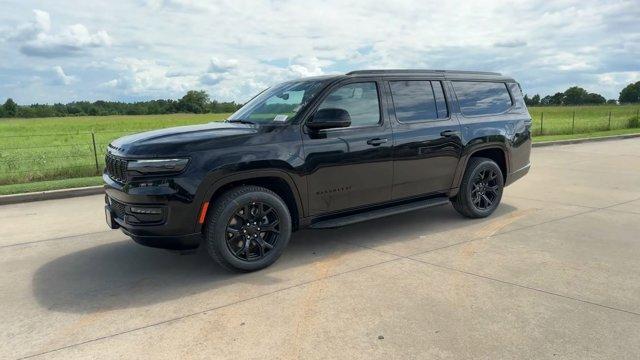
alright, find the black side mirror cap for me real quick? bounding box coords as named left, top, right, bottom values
left=307, top=108, right=351, bottom=130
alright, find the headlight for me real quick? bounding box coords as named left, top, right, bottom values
left=127, top=158, right=189, bottom=174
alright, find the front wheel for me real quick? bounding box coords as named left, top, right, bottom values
left=451, top=157, right=504, bottom=218
left=204, top=185, right=292, bottom=272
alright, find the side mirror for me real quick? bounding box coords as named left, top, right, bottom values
left=307, top=108, right=351, bottom=130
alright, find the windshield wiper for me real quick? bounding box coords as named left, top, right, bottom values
left=226, top=119, right=256, bottom=125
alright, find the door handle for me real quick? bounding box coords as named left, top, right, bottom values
left=366, top=138, right=388, bottom=146
left=440, top=130, right=460, bottom=137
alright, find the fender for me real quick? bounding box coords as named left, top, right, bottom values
left=449, top=141, right=510, bottom=197
left=192, top=168, right=306, bottom=233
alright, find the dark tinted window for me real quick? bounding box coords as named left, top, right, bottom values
left=390, top=81, right=448, bottom=122
left=453, top=81, right=512, bottom=116
left=432, top=81, right=448, bottom=118
left=317, top=82, right=380, bottom=126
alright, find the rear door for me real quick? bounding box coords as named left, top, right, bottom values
left=384, top=78, right=463, bottom=199
left=301, top=79, right=394, bottom=216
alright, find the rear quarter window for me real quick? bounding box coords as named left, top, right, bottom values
left=452, top=81, right=512, bottom=116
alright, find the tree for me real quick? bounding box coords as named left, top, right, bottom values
left=548, top=92, right=565, bottom=105
left=584, top=92, right=605, bottom=105
left=2, top=98, right=18, bottom=117
left=524, top=94, right=531, bottom=106
left=178, top=90, right=210, bottom=113
left=619, top=81, right=640, bottom=104
left=531, top=94, right=540, bottom=106
left=563, top=86, right=589, bottom=105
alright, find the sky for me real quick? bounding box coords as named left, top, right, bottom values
left=0, top=0, right=639, bottom=105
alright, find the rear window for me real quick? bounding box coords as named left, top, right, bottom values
left=389, top=80, right=448, bottom=122
left=452, top=81, right=512, bottom=116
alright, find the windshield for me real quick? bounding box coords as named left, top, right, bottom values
left=228, top=80, right=328, bottom=124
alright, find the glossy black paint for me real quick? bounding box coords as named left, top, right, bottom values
left=104, top=70, right=532, bottom=250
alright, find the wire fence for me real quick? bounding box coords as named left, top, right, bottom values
left=529, top=107, right=640, bottom=136
left=0, top=129, right=155, bottom=186
left=1, top=107, right=639, bottom=186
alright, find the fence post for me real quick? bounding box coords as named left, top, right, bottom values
left=572, top=110, right=575, bottom=134
left=540, top=112, right=544, bottom=135
left=608, top=111, right=612, bottom=130
left=91, top=132, right=99, bottom=175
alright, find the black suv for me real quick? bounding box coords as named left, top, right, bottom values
left=104, top=69, right=531, bottom=271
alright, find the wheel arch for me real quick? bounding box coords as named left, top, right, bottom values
left=197, top=170, right=304, bottom=233
left=449, top=144, right=510, bottom=197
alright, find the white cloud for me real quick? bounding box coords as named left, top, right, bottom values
left=288, top=57, right=325, bottom=77
left=206, top=57, right=239, bottom=74
left=598, top=71, right=640, bottom=86
left=51, top=66, right=76, bottom=85
left=1, top=0, right=639, bottom=103
left=3, top=9, right=111, bottom=58
left=103, top=57, right=196, bottom=96
left=21, top=23, right=111, bottom=57
left=145, top=0, right=210, bottom=12
left=494, top=40, right=527, bottom=48
left=2, top=9, right=50, bottom=41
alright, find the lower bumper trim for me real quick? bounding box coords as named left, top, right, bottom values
left=506, top=163, right=531, bottom=186
left=120, top=228, right=202, bottom=250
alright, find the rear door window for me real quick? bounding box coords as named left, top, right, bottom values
left=389, top=80, right=448, bottom=123
left=452, top=81, right=512, bottom=116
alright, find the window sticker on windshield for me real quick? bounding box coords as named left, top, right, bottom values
left=273, top=114, right=288, bottom=122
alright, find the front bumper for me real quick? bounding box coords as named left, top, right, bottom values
left=103, top=173, right=204, bottom=250
left=105, top=199, right=203, bottom=250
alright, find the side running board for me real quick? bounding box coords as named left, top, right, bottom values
left=310, top=197, right=450, bottom=229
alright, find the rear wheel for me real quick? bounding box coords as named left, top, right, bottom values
left=451, top=157, right=504, bottom=218
left=204, top=185, right=291, bottom=272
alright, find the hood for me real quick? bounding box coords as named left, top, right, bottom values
left=108, top=122, right=257, bottom=157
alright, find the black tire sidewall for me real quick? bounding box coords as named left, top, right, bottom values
left=464, top=159, right=504, bottom=217
left=209, top=189, right=291, bottom=271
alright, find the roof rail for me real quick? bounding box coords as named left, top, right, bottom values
left=345, top=69, right=502, bottom=76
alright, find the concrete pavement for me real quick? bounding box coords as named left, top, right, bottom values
left=1, top=138, right=640, bottom=359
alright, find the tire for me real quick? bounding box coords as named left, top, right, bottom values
left=451, top=157, right=504, bottom=218
left=204, top=185, right=292, bottom=272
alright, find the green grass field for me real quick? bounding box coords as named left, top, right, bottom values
left=0, top=113, right=229, bottom=186
left=529, top=105, right=640, bottom=135
left=0, top=105, right=639, bottom=195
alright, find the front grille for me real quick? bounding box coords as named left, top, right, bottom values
left=109, top=198, right=126, bottom=220
left=105, top=153, right=128, bottom=183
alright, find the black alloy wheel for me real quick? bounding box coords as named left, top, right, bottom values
left=205, top=185, right=291, bottom=272
left=451, top=157, right=504, bottom=218
left=470, top=168, right=500, bottom=211
left=225, top=202, right=280, bottom=261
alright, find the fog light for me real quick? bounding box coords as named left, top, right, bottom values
left=129, top=206, right=162, bottom=215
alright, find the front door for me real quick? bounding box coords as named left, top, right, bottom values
left=302, top=80, right=394, bottom=216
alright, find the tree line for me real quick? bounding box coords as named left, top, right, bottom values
left=2, top=81, right=640, bottom=118
left=0, top=90, right=242, bottom=118
left=525, top=81, right=640, bottom=106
